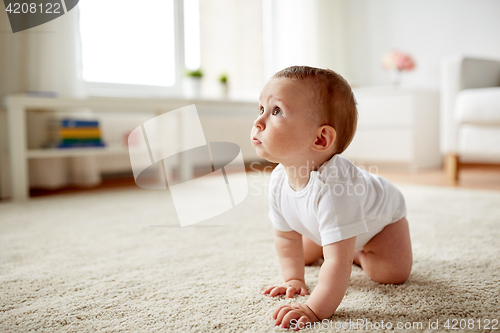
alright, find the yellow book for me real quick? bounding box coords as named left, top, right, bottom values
left=59, top=128, right=101, bottom=139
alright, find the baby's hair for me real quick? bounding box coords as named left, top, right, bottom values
left=272, top=66, right=358, bottom=155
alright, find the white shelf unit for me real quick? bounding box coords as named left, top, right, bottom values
left=4, top=95, right=258, bottom=201
left=26, top=146, right=128, bottom=159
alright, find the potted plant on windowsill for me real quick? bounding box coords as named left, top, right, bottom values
left=184, top=69, right=203, bottom=99
left=219, top=73, right=229, bottom=99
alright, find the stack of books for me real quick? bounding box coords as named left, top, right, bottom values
left=47, top=118, right=105, bottom=148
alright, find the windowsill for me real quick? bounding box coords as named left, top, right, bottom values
left=82, top=82, right=258, bottom=103
left=5, top=94, right=257, bottom=110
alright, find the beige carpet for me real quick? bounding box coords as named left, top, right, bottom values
left=1, top=172, right=499, bottom=332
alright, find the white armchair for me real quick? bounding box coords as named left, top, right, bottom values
left=440, top=55, right=500, bottom=181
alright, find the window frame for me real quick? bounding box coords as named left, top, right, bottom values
left=81, top=0, right=186, bottom=98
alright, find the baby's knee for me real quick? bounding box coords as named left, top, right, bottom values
left=387, top=270, right=411, bottom=285
left=371, top=263, right=412, bottom=285
left=302, top=236, right=323, bottom=266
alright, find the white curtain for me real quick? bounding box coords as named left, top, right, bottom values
left=262, top=0, right=346, bottom=79
left=27, top=6, right=101, bottom=189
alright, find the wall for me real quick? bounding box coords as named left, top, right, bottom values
left=3, top=1, right=500, bottom=100
left=263, top=0, right=347, bottom=80
left=343, top=0, right=500, bottom=88
left=0, top=9, right=29, bottom=197
left=199, top=0, right=263, bottom=100
left=0, top=9, right=28, bottom=101
left=265, top=0, right=500, bottom=89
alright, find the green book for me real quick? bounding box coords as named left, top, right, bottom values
left=60, top=138, right=102, bottom=145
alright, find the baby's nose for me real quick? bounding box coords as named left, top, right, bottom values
left=253, top=117, right=265, bottom=130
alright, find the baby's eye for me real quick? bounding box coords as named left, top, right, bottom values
left=258, top=106, right=264, bottom=115
left=272, top=107, right=283, bottom=116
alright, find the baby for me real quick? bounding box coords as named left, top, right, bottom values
left=250, top=66, right=412, bottom=330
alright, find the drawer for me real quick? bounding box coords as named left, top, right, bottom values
left=343, top=129, right=414, bottom=162
left=355, top=95, right=413, bottom=128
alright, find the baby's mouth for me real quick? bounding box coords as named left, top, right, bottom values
left=252, top=137, right=262, bottom=144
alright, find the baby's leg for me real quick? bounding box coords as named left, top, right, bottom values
left=303, top=236, right=323, bottom=265
left=353, top=218, right=412, bottom=284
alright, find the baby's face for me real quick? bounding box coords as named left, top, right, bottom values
left=251, top=78, right=319, bottom=165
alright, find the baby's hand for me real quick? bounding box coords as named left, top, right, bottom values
left=261, top=279, right=308, bottom=298
left=272, top=303, right=319, bottom=330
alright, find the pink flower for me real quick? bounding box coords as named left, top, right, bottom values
left=382, top=51, right=416, bottom=71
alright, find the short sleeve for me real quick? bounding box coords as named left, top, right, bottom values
left=315, top=182, right=368, bottom=246
left=268, top=165, right=293, bottom=232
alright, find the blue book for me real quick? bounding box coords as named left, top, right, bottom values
left=60, top=119, right=99, bottom=128
left=57, top=142, right=106, bottom=148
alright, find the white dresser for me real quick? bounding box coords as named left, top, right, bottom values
left=343, top=87, right=441, bottom=170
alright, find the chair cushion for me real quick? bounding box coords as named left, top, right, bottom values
left=456, top=87, right=500, bottom=125
left=458, top=124, right=500, bottom=161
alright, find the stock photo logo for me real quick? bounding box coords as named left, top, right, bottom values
left=128, top=105, right=248, bottom=227
left=3, top=0, right=79, bottom=33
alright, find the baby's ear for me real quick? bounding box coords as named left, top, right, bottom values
left=312, top=125, right=336, bottom=152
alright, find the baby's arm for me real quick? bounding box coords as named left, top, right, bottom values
left=273, top=237, right=356, bottom=329
left=262, top=229, right=308, bottom=298
left=305, top=237, right=355, bottom=318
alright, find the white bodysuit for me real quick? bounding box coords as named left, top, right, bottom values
left=268, top=154, right=407, bottom=250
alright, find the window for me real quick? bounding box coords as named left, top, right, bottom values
left=79, top=0, right=200, bottom=97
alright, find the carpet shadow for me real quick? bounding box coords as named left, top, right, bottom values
left=342, top=259, right=499, bottom=323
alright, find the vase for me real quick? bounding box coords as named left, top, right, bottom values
left=220, top=83, right=229, bottom=99
left=183, top=77, right=202, bottom=99
left=391, top=70, right=403, bottom=87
